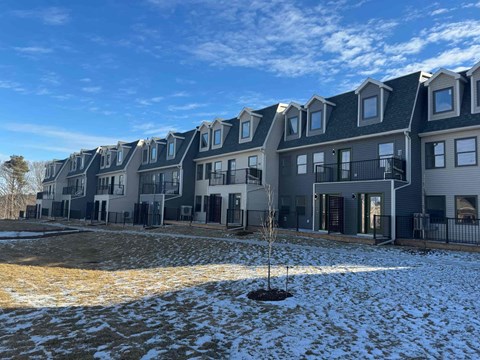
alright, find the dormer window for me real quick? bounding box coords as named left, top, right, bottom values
left=362, top=96, right=378, bottom=119
left=142, top=148, right=148, bottom=163
left=100, top=155, right=105, bottom=167
left=241, top=121, right=251, bottom=139
left=151, top=146, right=157, bottom=161
left=287, top=116, right=299, bottom=136
left=201, top=133, right=209, bottom=149
left=309, top=111, right=322, bottom=131
left=106, top=153, right=111, bottom=167
left=213, top=129, right=221, bottom=146
left=117, top=150, right=123, bottom=164
left=433, top=87, right=454, bottom=114
left=168, top=142, right=175, bottom=157
left=476, top=80, right=480, bottom=107
left=80, top=156, right=85, bottom=169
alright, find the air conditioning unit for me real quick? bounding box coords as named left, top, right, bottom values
left=181, top=206, right=192, bottom=217
left=114, top=187, right=123, bottom=195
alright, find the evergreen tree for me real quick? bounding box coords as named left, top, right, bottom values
left=1, top=155, right=30, bottom=218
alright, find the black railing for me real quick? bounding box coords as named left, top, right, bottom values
left=140, top=181, right=180, bottom=195
left=396, top=216, right=480, bottom=245
left=226, top=209, right=244, bottom=228
left=209, top=168, right=262, bottom=186
left=96, top=184, right=125, bottom=195
left=316, top=157, right=406, bottom=183
left=37, top=191, right=54, bottom=200
left=373, top=215, right=392, bottom=243
left=62, top=186, right=84, bottom=197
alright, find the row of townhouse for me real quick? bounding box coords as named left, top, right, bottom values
left=36, top=60, right=480, bottom=240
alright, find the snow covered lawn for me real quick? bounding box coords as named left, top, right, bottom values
left=0, top=225, right=480, bottom=359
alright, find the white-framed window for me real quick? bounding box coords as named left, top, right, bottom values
left=151, top=146, right=157, bottom=161
left=248, top=155, right=258, bottom=168
left=214, top=161, right=222, bottom=172
left=455, top=195, right=477, bottom=224
left=201, top=132, right=209, bottom=149
left=287, top=116, right=299, bottom=136
left=106, top=153, right=111, bottom=167
left=310, top=111, right=322, bottom=131
left=433, top=87, right=454, bottom=114
left=168, top=142, right=175, bottom=157
left=313, top=152, right=324, bottom=172
left=213, top=129, right=221, bottom=146
left=241, top=121, right=251, bottom=139
left=80, top=156, right=85, bottom=169
left=297, top=154, right=307, bottom=174
left=363, top=96, right=378, bottom=119
left=142, top=148, right=148, bottom=163
left=117, top=150, right=123, bottom=164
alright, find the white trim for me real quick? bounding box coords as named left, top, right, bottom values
left=471, top=77, right=475, bottom=115
left=305, top=94, right=336, bottom=108
left=418, top=124, right=480, bottom=137
left=391, top=180, right=396, bottom=240
left=211, top=118, right=233, bottom=127
left=262, top=105, right=285, bottom=148
left=237, top=107, right=263, bottom=119
left=166, top=131, right=185, bottom=140
left=314, top=179, right=404, bottom=185
left=355, top=78, right=393, bottom=94
left=194, top=147, right=262, bottom=162
left=407, top=77, right=423, bottom=131
left=380, top=88, right=385, bottom=123
left=467, top=60, right=480, bottom=77
left=282, top=102, right=302, bottom=115
left=424, top=68, right=467, bottom=86
left=277, top=129, right=407, bottom=153
left=311, top=183, right=316, bottom=231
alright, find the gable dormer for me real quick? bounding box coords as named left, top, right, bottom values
left=141, top=138, right=165, bottom=164
left=166, top=132, right=185, bottom=160
left=283, top=102, right=304, bottom=141
left=304, top=95, right=336, bottom=136
left=355, top=78, right=392, bottom=126
left=424, top=68, right=466, bottom=121
left=198, top=121, right=211, bottom=152
left=237, top=107, right=262, bottom=143
left=466, top=61, right=480, bottom=115
left=210, top=118, right=232, bottom=149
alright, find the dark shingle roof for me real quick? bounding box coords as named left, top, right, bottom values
left=97, top=140, right=140, bottom=175
left=42, top=159, right=67, bottom=183
left=421, top=71, right=480, bottom=133
left=138, top=129, right=197, bottom=171
left=278, top=72, right=423, bottom=150
left=66, top=148, right=98, bottom=177
left=194, top=104, right=280, bottom=159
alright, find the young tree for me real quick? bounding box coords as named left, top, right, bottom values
left=260, top=183, right=277, bottom=290
left=0, top=155, right=30, bottom=219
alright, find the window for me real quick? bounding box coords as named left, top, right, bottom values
left=106, top=153, right=111, bottom=167
left=310, top=111, right=322, bottom=131
left=379, top=142, right=394, bottom=169
left=425, top=196, right=446, bottom=223
left=195, top=196, right=202, bottom=212
left=80, top=156, right=84, bottom=169
left=363, top=96, right=378, bottom=119
left=196, top=164, right=204, bottom=180
left=297, top=155, right=307, bottom=174
left=241, top=121, right=251, bottom=139
left=455, top=196, right=477, bottom=224
left=72, top=158, right=77, bottom=171
left=117, top=150, right=123, bottom=164
left=248, top=156, right=258, bottom=168
left=214, top=161, right=222, bottom=172
left=313, top=152, right=324, bottom=172
left=142, top=148, right=148, bottom=163
left=433, top=87, right=454, bottom=114
left=168, top=142, right=175, bottom=157
left=425, top=142, right=445, bottom=169
left=296, top=196, right=306, bottom=215
left=201, top=132, right=209, bottom=149
left=477, top=80, right=480, bottom=107
left=213, top=129, right=221, bottom=146
left=205, top=163, right=212, bottom=180
left=287, top=116, right=298, bottom=136
left=151, top=146, right=157, bottom=161
left=455, top=137, right=477, bottom=166
left=280, top=196, right=290, bottom=214
left=119, top=175, right=124, bottom=186
left=203, top=195, right=209, bottom=212
left=172, top=170, right=179, bottom=185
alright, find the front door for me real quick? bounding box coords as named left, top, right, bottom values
left=209, top=194, right=222, bottom=223
left=338, top=149, right=351, bottom=181
left=359, top=194, right=382, bottom=234
left=110, top=176, right=115, bottom=194
left=227, top=159, right=236, bottom=185
left=228, top=193, right=242, bottom=224
left=100, top=201, right=107, bottom=221
left=318, top=194, right=329, bottom=231
left=94, top=201, right=100, bottom=220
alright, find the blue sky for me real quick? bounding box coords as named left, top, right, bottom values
left=0, top=0, right=479, bottom=161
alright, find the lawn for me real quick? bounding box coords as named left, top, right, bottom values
left=0, top=220, right=479, bottom=359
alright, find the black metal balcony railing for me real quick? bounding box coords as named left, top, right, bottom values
left=141, top=181, right=180, bottom=195
left=36, top=192, right=43, bottom=200
left=62, top=186, right=84, bottom=197
left=315, top=157, right=406, bottom=183
left=38, top=191, right=55, bottom=200
left=209, top=168, right=262, bottom=186
left=96, top=184, right=125, bottom=195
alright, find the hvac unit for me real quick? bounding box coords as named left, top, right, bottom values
left=180, top=205, right=193, bottom=219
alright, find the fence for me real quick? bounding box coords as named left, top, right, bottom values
left=226, top=209, right=244, bottom=228
left=373, top=215, right=392, bottom=243
left=396, top=215, right=480, bottom=245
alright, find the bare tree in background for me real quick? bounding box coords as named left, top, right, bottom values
left=27, top=161, right=47, bottom=194
left=260, top=183, right=277, bottom=290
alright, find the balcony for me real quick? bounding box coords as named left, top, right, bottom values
left=37, top=191, right=54, bottom=200
left=315, top=157, right=406, bottom=183
left=209, top=168, right=262, bottom=186
left=62, top=186, right=84, bottom=197
left=96, top=184, right=125, bottom=195
left=141, top=181, right=180, bottom=195
left=36, top=192, right=43, bottom=200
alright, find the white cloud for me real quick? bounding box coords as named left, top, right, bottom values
left=12, top=7, right=70, bottom=25
left=167, top=103, right=207, bottom=111
left=14, top=46, right=53, bottom=54
left=82, top=86, right=102, bottom=93
left=80, top=78, right=91, bottom=83
left=0, top=80, right=26, bottom=93
left=431, top=8, right=450, bottom=15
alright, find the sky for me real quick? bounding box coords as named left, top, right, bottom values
left=0, top=0, right=479, bottom=162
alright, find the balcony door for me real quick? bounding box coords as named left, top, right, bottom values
left=227, top=159, right=236, bottom=185
left=228, top=193, right=242, bottom=224
left=359, top=193, right=382, bottom=234
left=338, top=149, right=351, bottom=181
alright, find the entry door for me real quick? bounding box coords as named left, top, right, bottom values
left=209, top=194, right=222, bottom=223
left=227, top=159, right=236, bottom=185
left=359, top=194, right=382, bottom=234
left=94, top=201, right=100, bottom=220
left=100, top=201, right=107, bottom=221
left=338, top=149, right=351, bottom=181
left=318, top=194, right=329, bottom=231
left=228, top=193, right=242, bottom=223
left=110, top=176, right=115, bottom=195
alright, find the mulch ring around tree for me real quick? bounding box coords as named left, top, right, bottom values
left=247, top=288, right=293, bottom=301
